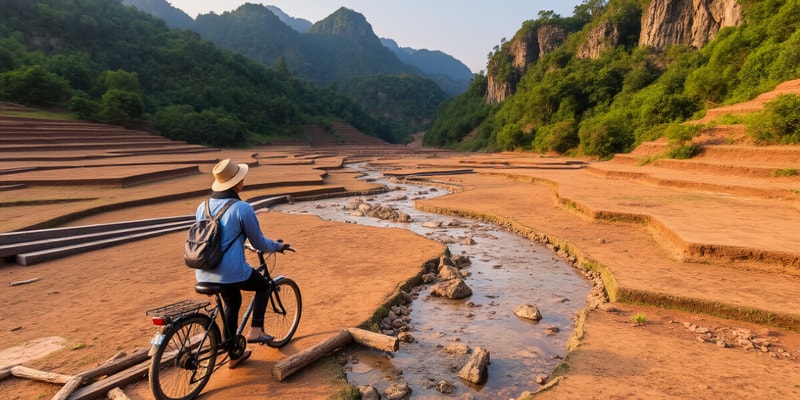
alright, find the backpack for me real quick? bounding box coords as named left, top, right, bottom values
left=184, top=199, right=239, bottom=270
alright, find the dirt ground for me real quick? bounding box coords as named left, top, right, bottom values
left=2, top=86, right=800, bottom=399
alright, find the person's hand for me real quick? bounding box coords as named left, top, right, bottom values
left=276, top=239, right=291, bottom=252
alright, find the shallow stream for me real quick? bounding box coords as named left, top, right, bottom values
left=272, top=164, right=592, bottom=399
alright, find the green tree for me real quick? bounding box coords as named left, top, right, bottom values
left=0, top=64, right=69, bottom=105
left=99, top=69, right=140, bottom=92
left=100, top=89, right=144, bottom=124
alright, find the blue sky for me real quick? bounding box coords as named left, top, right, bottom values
left=166, top=1, right=584, bottom=73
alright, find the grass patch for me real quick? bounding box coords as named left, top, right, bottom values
left=0, top=109, right=77, bottom=120
left=773, top=168, right=798, bottom=177
left=631, top=313, right=647, bottom=326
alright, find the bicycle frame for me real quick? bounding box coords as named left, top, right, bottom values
left=147, top=245, right=301, bottom=400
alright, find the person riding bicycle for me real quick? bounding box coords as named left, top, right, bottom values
left=195, top=158, right=289, bottom=368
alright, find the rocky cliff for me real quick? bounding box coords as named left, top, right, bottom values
left=486, top=25, right=567, bottom=104
left=488, top=0, right=744, bottom=103
left=639, top=0, right=742, bottom=50
left=576, top=21, right=621, bottom=60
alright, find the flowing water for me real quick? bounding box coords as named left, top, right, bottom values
left=272, top=164, right=592, bottom=399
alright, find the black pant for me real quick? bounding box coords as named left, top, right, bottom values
left=220, top=269, right=271, bottom=339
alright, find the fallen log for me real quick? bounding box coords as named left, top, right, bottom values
left=10, top=365, right=73, bottom=384
left=52, top=376, right=83, bottom=400
left=273, top=330, right=352, bottom=382
left=50, top=349, right=149, bottom=400
left=1, top=365, right=18, bottom=381
left=348, top=328, right=399, bottom=352
left=273, top=328, right=398, bottom=382
left=67, top=360, right=150, bottom=400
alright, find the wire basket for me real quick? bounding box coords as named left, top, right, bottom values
left=146, top=299, right=209, bottom=320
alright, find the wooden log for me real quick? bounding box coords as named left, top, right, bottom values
left=50, top=349, right=149, bottom=400
left=75, top=349, right=149, bottom=381
left=10, top=365, right=73, bottom=384
left=272, top=328, right=400, bottom=382
left=51, top=376, right=83, bottom=400
left=348, top=328, right=399, bottom=352
left=273, top=330, right=353, bottom=382
left=0, top=365, right=18, bottom=381
left=67, top=360, right=150, bottom=400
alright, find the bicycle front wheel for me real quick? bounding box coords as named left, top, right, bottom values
left=265, top=278, right=302, bottom=348
left=149, top=314, right=219, bottom=400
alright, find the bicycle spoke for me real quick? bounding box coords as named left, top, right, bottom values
left=149, top=315, right=218, bottom=400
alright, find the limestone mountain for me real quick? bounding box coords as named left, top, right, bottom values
left=300, top=7, right=421, bottom=83
left=427, top=0, right=800, bottom=156
left=123, top=0, right=470, bottom=94
left=488, top=0, right=745, bottom=104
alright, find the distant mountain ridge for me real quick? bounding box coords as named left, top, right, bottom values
left=265, top=5, right=312, bottom=32
left=121, top=0, right=472, bottom=95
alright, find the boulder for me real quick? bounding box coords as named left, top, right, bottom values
left=430, top=279, right=473, bottom=299
left=514, top=304, right=542, bottom=321
left=458, top=346, right=490, bottom=384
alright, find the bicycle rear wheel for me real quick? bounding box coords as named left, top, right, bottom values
left=264, top=278, right=302, bottom=348
left=149, top=314, right=219, bottom=400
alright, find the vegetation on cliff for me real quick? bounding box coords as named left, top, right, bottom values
left=425, top=0, right=800, bottom=156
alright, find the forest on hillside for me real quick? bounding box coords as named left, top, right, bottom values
left=0, top=0, right=404, bottom=146
left=425, top=0, right=800, bottom=156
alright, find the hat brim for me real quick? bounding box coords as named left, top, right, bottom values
left=211, top=163, right=249, bottom=191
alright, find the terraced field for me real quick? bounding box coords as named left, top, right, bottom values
left=1, top=84, right=799, bottom=400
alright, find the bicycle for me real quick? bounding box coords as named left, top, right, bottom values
left=145, top=243, right=302, bottom=400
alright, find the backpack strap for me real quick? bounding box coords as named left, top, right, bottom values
left=207, top=199, right=244, bottom=256
left=207, top=199, right=238, bottom=221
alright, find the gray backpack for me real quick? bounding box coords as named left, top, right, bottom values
left=184, top=200, right=239, bottom=270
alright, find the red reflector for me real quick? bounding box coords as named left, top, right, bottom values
left=151, top=317, right=168, bottom=326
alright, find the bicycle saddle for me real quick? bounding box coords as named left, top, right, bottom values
left=195, top=282, right=223, bottom=295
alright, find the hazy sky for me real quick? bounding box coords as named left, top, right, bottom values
left=166, top=1, right=585, bottom=73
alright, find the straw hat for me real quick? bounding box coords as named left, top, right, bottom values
left=211, top=159, right=249, bottom=191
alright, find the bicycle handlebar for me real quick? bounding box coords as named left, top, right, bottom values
left=244, top=241, right=294, bottom=254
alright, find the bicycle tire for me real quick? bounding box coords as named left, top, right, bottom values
left=149, top=314, right=219, bottom=400
left=264, top=278, right=302, bottom=348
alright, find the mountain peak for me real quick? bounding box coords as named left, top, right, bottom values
left=308, top=7, right=375, bottom=38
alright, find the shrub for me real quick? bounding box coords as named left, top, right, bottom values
left=0, top=65, right=69, bottom=106
left=535, top=119, right=579, bottom=153
left=68, top=93, right=100, bottom=120
left=100, top=89, right=144, bottom=124
left=749, top=94, right=800, bottom=143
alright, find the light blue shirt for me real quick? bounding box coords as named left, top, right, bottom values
left=194, top=198, right=283, bottom=284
